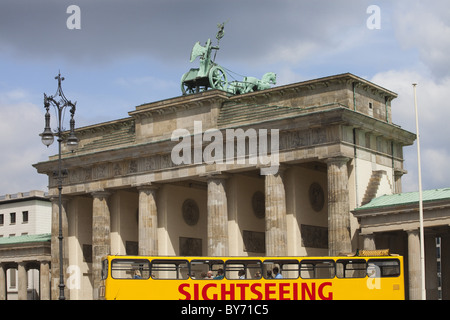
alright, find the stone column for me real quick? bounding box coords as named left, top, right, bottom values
left=17, top=262, right=27, bottom=300
left=441, top=234, right=450, bottom=300
left=40, top=261, right=51, bottom=300
left=207, top=175, right=229, bottom=256
left=407, top=229, right=422, bottom=300
left=326, top=157, right=352, bottom=256
left=363, top=234, right=376, bottom=250
left=50, top=196, right=69, bottom=300
left=92, top=191, right=111, bottom=300
left=264, top=169, right=287, bottom=256
left=138, top=185, right=159, bottom=256
left=0, top=264, right=6, bottom=300
left=425, top=234, right=437, bottom=299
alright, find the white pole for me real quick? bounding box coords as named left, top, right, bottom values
left=413, top=83, right=426, bottom=300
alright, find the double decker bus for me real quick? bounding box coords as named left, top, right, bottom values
left=100, top=252, right=404, bottom=300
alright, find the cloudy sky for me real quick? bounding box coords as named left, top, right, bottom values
left=0, top=0, right=449, bottom=195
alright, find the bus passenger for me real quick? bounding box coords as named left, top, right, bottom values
left=238, top=269, right=245, bottom=279
left=214, top=268, right=224, bottom=279
left=266, top=270, right=273, bottom=279
left=273, top=267, right=283, bottom=279
left=206, top=271, right=213, bottom=279
left=133, top=270, right=142, bottom=279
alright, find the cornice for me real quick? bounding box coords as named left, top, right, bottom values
left=72, top=117, right=134, bottom=137
left=129, top=89, right=230, bottom=119
left=228, top=72, right=398, bottom=105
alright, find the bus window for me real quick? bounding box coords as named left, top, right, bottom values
left=300, top=260, right=335, bottom=279
left=190, top=260, right=224, bottom=279
left=111, top=259, right=150, bottom=279
left=151, top=259, right=189, bottom=280
left=367, top=259, right=400, bottom=278
left=336, top=259, right=366, bottom=278
left=101, top=259, right=108, bottom=280
left=225, top=260, right=262, bottom=280
left=263, top=260, right=299, bottom=279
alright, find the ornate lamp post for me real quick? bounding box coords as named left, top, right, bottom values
left=40, top=72, right=78, bottom=300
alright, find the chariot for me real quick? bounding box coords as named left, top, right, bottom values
left=180, top=38, right=228, bottom=94
left=181, top=23, right=276, bottom=96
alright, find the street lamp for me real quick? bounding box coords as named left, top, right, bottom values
left=40, top=72, right=78, bottom=300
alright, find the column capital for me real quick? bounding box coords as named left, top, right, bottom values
left=49, top=195, right=71, bottom=204
left=201, top=171, right=230, bottom=181
left=405, top=229, right=420, bottom=235
left=136, top=184, right=160, bottom=193
left=325, top=156, right=351, bottom=165
left=259, top=163, right=289, bottom=176
left=91, top=190, right=112, bottom=199
left=394, top=169, right=407, bottom=177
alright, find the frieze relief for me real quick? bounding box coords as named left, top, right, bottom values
left=58, top=127, right=335, bottom=187
left=93, top=163, right=109, bottom=180
left=279, top=127, right=331, bottom=151
left=62, top=152, right=178, bottom=187
left=113, top=163, right=123, bottom=176
left=280, top=130, right=310, bottom=149
left=128, top=160, right=138, bottom=174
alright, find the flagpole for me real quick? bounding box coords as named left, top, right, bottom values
left=413, top=83, right=426, bottom=300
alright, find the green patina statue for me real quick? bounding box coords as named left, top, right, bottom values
left=181, top=23, right=276, bottom=95
left=228, top=72, right=277, bottom=95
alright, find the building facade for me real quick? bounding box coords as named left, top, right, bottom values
left=33, top=73, right=416, bottom=300
left=0, top=190, right=51, bottom=300
left=354, top=188, right=450, bottom=300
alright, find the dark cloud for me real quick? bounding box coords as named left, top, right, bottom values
left=0, top=0, right=370, bottom=68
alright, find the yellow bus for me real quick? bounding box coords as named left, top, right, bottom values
left=100, top=253, right=404, bottom=300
